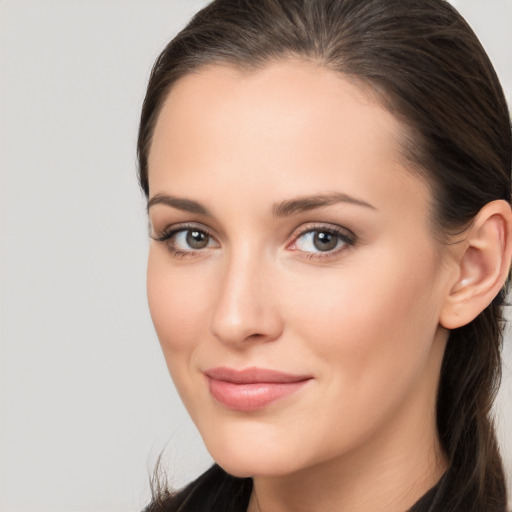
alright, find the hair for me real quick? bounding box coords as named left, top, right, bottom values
left=137, top=1, right=512, bottom=510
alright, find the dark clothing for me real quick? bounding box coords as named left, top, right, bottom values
left=408, top=474, right=445, bottom=511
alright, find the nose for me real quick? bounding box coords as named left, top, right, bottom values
left=209, top=250, right=283, bottom=347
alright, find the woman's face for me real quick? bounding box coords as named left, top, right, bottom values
left=146, top=61, right=452, bottom=478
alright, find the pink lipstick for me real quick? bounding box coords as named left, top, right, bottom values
left=205, top=367, right=311, bottom=411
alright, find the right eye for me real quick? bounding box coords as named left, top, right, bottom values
left=153, top=225, right=219, bottom=256
left=175, top=229, right=212, bottom=250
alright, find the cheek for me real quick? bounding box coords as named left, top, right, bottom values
left=146, top=249, right=210, bottom=358
left=285, top=245, right=442, bottom=392
left=277, top=254, right=443, bottom=453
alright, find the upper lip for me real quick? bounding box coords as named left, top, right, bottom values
left=205, top=366, right=312, bottom=384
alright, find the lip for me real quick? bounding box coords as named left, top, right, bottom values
left=205, top=367, right=312, bottom=411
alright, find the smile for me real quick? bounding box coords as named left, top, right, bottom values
left=205, top=367, right=312, bottom=412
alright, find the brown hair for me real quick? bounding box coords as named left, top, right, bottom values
left=138, top=1, right=511, bottom=510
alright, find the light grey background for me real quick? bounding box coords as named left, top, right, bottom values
left=0, top=1, right=510, bottom=511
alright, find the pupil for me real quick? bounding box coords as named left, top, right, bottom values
left=186, top=230, right=208, bottom=249
left=313, top=231, right=337, bottom=251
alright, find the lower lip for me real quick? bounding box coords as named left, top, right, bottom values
left=207, top=378, right=310, bottom=411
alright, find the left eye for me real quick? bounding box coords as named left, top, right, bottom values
left=294, top=229, right=350, bottom=253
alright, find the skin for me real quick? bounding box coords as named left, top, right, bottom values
left=146, top=60, right=458, bottom=511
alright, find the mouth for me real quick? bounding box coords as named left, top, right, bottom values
left=204, top=367, right=312, bottom=412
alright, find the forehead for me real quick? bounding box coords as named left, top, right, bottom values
left=148, top=60, right=431, bottom=221
left=149, top=59, right=406, bottom=169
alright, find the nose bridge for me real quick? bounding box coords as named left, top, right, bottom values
left=210, top=244, right=281, bottom=346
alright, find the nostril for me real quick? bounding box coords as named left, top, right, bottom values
left=209, top=301, right=283, bottom=346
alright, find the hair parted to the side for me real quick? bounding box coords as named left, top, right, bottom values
left=138, top=1, right=511, bottom=511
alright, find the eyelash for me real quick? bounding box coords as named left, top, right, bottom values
left=152, top=223, right=356, bottom=260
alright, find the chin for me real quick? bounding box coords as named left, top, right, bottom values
left=214, top=453, right=302, bottom=479
left=202, top=432, right=312, bottom=479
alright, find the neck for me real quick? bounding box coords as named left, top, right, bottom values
left=249, top=428, right=446, bottom=512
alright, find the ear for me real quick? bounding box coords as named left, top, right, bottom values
left=440, top=200, right=512, bottom=330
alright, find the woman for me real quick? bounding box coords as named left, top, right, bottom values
left=138, top=0, right=512, bottom=510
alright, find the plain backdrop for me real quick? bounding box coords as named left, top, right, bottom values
left=0, top=1, right=511, bottom=511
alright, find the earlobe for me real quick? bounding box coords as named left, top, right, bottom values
left=440, top=200, right=512, bottom=330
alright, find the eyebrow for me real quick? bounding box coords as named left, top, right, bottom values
left=147, top=194, right=211, bottom=215
left=272, top=193, right=376, bottom=217
left=147, top=192, right=376, bottom=217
